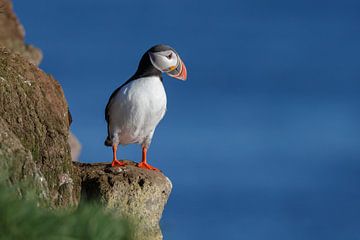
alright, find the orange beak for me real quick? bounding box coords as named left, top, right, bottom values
left=166, top=59, right=187, bottom=81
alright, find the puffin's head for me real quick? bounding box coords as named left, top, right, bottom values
left=148, top=44, right=187, bottom=81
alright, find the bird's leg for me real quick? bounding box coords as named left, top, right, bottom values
left=137, top=147, right=160, bottom=171
left=111, top=144, right=126, bottom=167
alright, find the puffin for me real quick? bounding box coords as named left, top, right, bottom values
left=104, top=44, right=187, bottom=171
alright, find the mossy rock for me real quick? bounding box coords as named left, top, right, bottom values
left=0, top=48, right=79, bottom=208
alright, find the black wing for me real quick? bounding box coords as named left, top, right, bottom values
left=105, top=86, right=121, bottom=123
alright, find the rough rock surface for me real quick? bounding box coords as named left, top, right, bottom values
left=0, top=48, right=78, bottom=207
left=75, top=162, right=172, bottom=240
left=0, top=0, right=81, bottom=161
left=0, top=117, right=49, bottom=201
left=0, top=1, right=79, bottom=207
left=0, top=0, right=42, bottom=65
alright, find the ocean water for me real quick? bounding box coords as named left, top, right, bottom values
left=16, top=0, right=360, bottom=239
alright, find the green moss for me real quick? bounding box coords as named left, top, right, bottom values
left=0, top=184, right=132, bottom=240
left=30, top=145, right=40, bottom=163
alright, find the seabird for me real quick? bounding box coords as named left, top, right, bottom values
left=105, top=44, right=187, bottom=170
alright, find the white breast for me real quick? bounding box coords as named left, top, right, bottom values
left=107, top=76, right=167, bottom=146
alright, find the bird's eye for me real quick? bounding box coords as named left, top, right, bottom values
left=166, top=53, right=172, bottom=59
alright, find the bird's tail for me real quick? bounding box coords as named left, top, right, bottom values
left=104, top=136, right=112, bottom=146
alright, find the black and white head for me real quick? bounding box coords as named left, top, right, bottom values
left=148, top=44, right=187, bottom=81
left=136, top=44, right=187, bottom=81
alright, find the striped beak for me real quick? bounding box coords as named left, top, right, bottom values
left=166, top=58, right=187, bottom=81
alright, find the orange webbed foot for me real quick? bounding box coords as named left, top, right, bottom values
left=111, top=159, right=126, bottom=167
left=137, top=162, right=160, bottom=171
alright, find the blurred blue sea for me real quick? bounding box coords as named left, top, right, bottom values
left=16, top=0, right=360, bottom=239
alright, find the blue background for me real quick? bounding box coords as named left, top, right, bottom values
left=16, top=0, right=360, bottom=239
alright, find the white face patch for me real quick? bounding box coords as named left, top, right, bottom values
left=149, top=50, right=179, bottom=72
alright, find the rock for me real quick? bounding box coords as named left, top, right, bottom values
left=0, top=117, right=50, bottom=202
left=0, top=48, right=79, bottom=208
left=68, top=131, right=81, bottom=161
left=0, top=0, right=82, bottom=163
left=0, top=0, right=42, bottom=65
left=0, top=1, right=80, bottom=208
left=74, top=162, right=172, bottom=240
